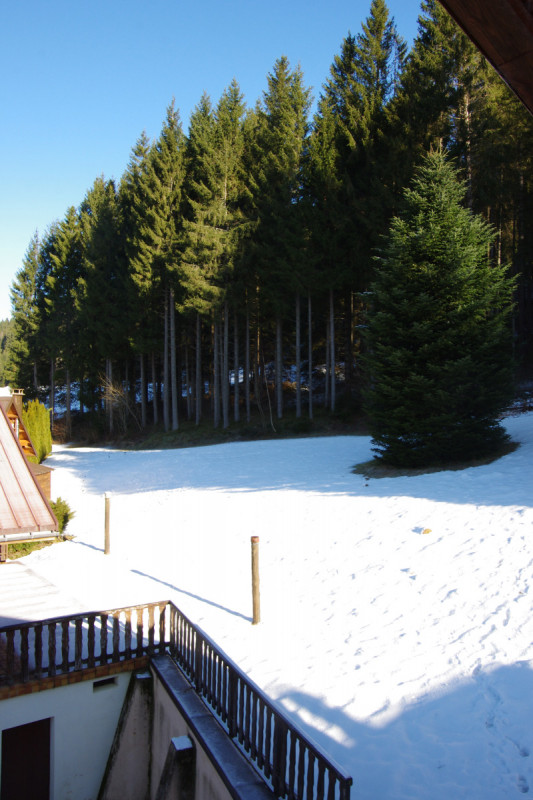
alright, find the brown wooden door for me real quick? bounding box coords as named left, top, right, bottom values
left=1, top=718, right=51, bottom=800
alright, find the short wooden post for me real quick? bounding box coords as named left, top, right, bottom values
left=104, top=493, right=111, bottom=555
left=251, top=536, right=260, bottom=625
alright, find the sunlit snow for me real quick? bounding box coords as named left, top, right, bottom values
left=16, top=411, right=533, bottom=799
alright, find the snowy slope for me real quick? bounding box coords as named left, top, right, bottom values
left=18, top=412, right=533, bottom=799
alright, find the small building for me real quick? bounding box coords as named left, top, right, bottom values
left=0, top=391, right=58, bottom=561
left=0, top=387, right=54, bottom=502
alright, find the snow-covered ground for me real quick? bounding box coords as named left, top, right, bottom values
left=16, top=412, right=533, bottom=799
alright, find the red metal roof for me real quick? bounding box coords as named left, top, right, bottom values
left=0, top=405, right=58, bottom=535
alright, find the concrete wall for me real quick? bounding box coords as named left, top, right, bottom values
left=0, top=672, right=130, bottom=800
left=150, top=675, right=232, bottom=800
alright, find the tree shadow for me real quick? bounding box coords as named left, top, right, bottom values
left=47, top=415, right=533, bottom=509
left=275, top=661, right=533, bottom=799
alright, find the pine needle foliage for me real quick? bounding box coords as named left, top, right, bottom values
left=364, top=150, right=516, bottom=467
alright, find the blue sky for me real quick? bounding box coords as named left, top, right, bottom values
left=1, top=0, right=423, bottom=321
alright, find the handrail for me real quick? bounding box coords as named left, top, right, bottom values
left=0, top=601, right=169, bottom=682
left=0, top=601, right=352, bottom=800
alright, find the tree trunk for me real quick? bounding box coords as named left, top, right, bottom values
left=213, top=318, right=221, bottom=428
left=151, top=352, right=158, bottom=425
left=276, top=315, right=283, bottom=419
left=106, top=358, right=114, bottom=435
left=163, top=294, right=170, bottom=431
left=140, top=353, right=147, bottom=429
left=325, top=316, right=330, bottom=409
left=49, top=359, right=55, bottom=433
left=254, top=322, right=264, bottom=422
left=65, top=368, right=72, bottom=439
left=234, top=312, right=240, bottom=423
left=330, top=288, right=336, bottom=412
left=222, top=302, right=229, bottom=429
left=295, top=292, right=301, bottom=419
left=344, top=289, right=354, bottom=395
left=245, top=308, right=251, bottom=423
left=170, top=287, right=178, bottom=431
left=185, top=345, right=192, bottom=420
left=195, top=313, right=202, bottom=425
left=308, top=290, right=313, bottom=420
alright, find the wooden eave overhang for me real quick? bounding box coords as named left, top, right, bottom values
left=0, top=405, right=58, bottom=535
left=439, top=0, right=533, bottom=115
left=0, top=396, right=38, bottom=460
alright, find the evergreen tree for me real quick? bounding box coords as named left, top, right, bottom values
left=126, top=104, right=186, bottom=428
left=22, top=398, right=52, bottom=463
left=246, top=56, right=311, bottom=419
left=364, top=150, right=516, bottom=467
left=0, top=318, right=15, bottom=385
left=7, top=233, right=43, bottom=393
left=119, top=132, right=153, bottom=427
left=310, top=0, right=405, bottom=404
left=41, top=206, right=85, bottom=432
left=78, top=176, right=127, bottom=427
left=181, top=83, right=248, bottom=427
left=322, top=0, right=406, bottom=291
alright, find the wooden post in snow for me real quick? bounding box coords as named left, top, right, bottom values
left=104, top=493, right=111, bottom=555
left=251, top=536, right=260, bottom=625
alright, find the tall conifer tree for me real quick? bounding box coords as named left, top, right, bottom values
left=364, top=151, right=515, bottom=466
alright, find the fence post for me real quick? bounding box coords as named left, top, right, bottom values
left=104, top=493, right=111, bottom=554
left=251, top=536, right=260, bottom=625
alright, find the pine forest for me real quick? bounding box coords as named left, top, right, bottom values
left=7, top=0, right=533, bottom=443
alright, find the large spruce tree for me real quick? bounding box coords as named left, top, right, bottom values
left=364, top=150, right=516, bottom=467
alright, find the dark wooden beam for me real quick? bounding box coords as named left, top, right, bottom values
left=439, top=0, right=533, bottom=115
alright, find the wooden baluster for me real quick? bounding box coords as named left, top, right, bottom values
left=264, top=708, right=272, bottom=779
left=297, top=743, right=306, bottom=798
left=227, top=670, right=238, bottom=738
left=206, top=643, right=212, bottom=703
left=251, top=692, right=258, bottom=759
left=169, top=605, right=177, bottom=659
left=136, top=609, right=144, bottom=657
left=316, top=761, right=325, bottom=800
left=272, top=717, right=288, bottom=796
left=87, top=615, right=95, bottom=668
left=6, top=630, right=15, bottom=685
left=158, top=602, right=167, bottom=653
left=339, top=777, right=352, bottom=800
left=34, top=623, right=43, bottom=680
left=244, top=687, right=251, bottom=752
left=148, top=605, right=155, bottom=654
left=238, top=681, right=245, bottom=745
left=326, top=772, right=337, bottom=800
left=20, top=628, right=29, bottom=683
left=287, top=731, right=297, bottom=799
left=257, top=699, right=265, bottom=769
left=75, top=618, right=83, bottom=670
left=61, top=620, right=69, bottom=672
left=306, top=751, right=315, bottom=800
left=48, top=622, right=56, bottom=677
left=100, top=614, right=108, bottom=664
left=194, top=632, right=203, bottom=692
left=124, top=610, right=132, bottom=659
left=112, top=616, right=120, bottom=660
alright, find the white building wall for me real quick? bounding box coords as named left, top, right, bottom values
left=0, top=673, right=130, bottom=800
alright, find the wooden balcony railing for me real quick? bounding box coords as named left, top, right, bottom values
left=0, top=601, right=352, bottom=800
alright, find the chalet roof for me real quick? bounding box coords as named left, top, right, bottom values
left=0, top=404, right=58, bottom=535
left=439, top=0, right=533, bottom=115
